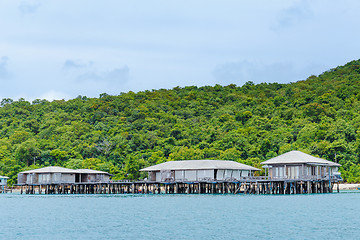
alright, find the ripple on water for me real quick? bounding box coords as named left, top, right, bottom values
left=0, top=191, right=359, bottom=239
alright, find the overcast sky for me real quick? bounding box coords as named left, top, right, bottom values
left=0, top=0, right=360, bottom=101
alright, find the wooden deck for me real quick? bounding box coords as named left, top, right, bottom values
left=17, top=177, right=340, bottom=195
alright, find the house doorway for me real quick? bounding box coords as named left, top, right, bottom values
left=75, top=173, right=80, bottom=183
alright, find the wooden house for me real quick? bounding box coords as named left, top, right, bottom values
left=140, top=160, right=260, bottom=182
left=17, top=166, right=112, bottom=185
left=0, top=175, right=9, bottom=186
left=18, top=166, right=78, bottom=185
left=261, top=150, right=341, bottom=181
left=75, top=169, right=112, bottom=183
left=1, top=175, right=9, bottom=193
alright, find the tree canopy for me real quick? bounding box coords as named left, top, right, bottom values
left=1, top=60, right=360, bottom=184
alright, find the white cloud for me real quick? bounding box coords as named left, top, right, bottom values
left=38, top=90, right=70, bottom=101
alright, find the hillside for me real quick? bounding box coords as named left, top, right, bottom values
left=1, top=60, right=360, bottom=184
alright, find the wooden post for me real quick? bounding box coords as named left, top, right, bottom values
left=131, top=183, right=135, bottom=194
left=277, top=183, right=280, bottom=194
left=265, top=183, right=268, bottom=194
left=307, top=181, right=310, bottom=194
left=320, top=182, right=324, bottom=193
left=263, top=183, right=266, bottom=194
left=274, top=183, right=277, bottom=194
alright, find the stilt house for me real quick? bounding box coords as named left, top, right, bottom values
left=75, top=169, right=112, bottom=183
left=17, top=166, right=112, bottom=185
left=140, top=160, right=260, bottom=182
left=1, top=175, right=9, bottom=193
left=0, top=175, right=9, bottom=186
left=261, top=150, right=341, bottom=180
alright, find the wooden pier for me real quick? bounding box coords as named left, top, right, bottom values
left=17, top=178, right=340, bottom=195
left=14, top=156, right=342, bottom=195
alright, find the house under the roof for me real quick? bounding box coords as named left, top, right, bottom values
left=140, top=160, right=260, bottom=182
left=0, top=175, right=9, bottom=193
left=75, top=169, right=112, bottom=183
left=17, top=166, right=112, bottom=185
left=0, top=175, right=9, bottom=186
left=261, top=150, right=341, bottom=180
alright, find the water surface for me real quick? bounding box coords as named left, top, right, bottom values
left=0, top=192, right=358, bottom=239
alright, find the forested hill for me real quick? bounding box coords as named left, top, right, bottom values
left=2, top=60, right=360, bottom=184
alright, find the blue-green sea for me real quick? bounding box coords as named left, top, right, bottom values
left=0, top=191, right=359, bottom=239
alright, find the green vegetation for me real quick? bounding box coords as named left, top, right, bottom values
left=2, top=60, right=360, bottom=184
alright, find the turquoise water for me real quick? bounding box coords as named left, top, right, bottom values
left=0, top=192, right=359, bottom=239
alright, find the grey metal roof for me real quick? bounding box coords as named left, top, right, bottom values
left=140, top=160, right=260, bottom=171
left=261, top=151, right=341, bottom=167
left=19, top=166, right=113, bottom=175
left=19, top=166, right=79, bottom=174
left=0, top=175, right=9, bottom=179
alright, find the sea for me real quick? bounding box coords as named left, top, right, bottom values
left=0, top=191, right=359, bottom=240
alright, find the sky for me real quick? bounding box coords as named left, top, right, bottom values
left=1, top=0, right=360, bottom=101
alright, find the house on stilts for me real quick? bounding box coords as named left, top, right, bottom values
left=261, top=150, right=342, bottom=194
left=138, top=159, right=260, bottom=194
left=140, top=159, right=260, bottom=182
left=17, top=151, right=343, bottom=195
left=18, top=166, right=112, bottom=185
left=17, top=166, right=113, bottom=194
left=0, top=175, right=9, bottom=193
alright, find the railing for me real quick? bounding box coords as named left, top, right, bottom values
left=144, top=176, right=268, bottom=183
left=268, top=175, right=340, bottom=181
left=141, top=175, right=342, bottom=183
left=111, top=179, right=131, bottom=183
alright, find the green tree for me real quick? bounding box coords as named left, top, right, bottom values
left=15, top=139, right=40, bottom=166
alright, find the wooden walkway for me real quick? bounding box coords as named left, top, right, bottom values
left=17, top=178, right=340, bottom=195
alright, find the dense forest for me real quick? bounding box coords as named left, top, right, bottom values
left=1, top=60, right=360, bottom=184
